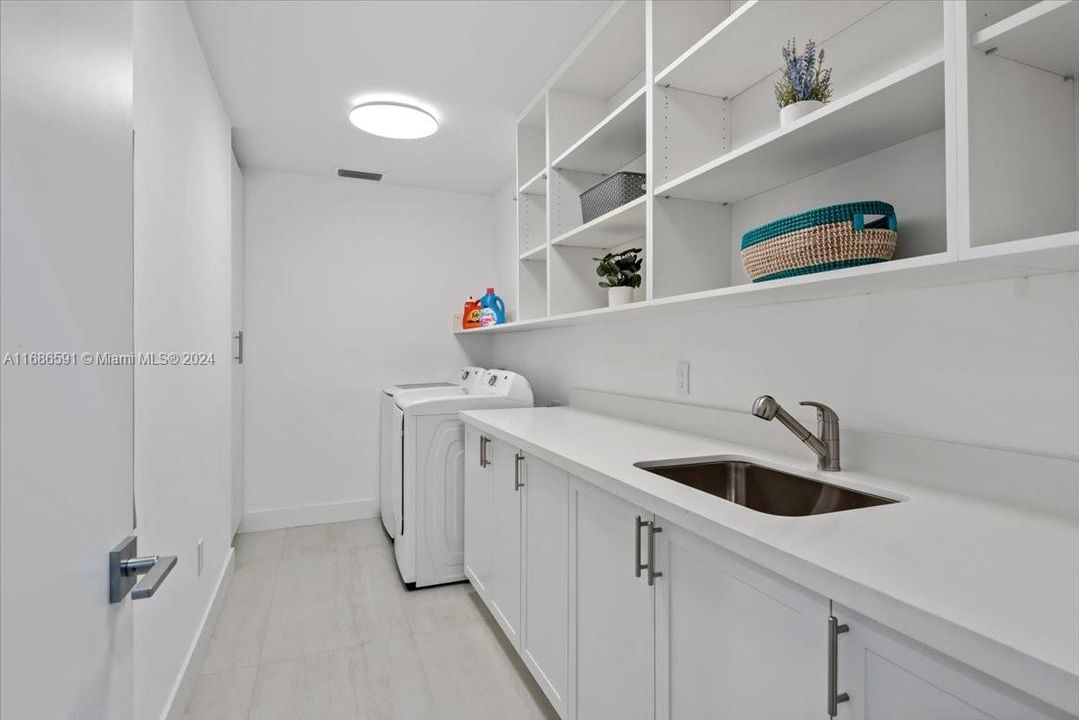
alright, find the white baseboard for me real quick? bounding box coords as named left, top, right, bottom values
left=161, top=547, right=235, bottom=720
left=240, top=498, right=379, bottom=533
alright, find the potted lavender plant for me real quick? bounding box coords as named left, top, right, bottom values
left=775, top=38, right=833, bottom=127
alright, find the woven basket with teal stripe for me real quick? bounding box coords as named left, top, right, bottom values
left=741, top=201, right=898, bottom=282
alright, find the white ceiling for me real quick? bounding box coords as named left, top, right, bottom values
left=187, top=0, right=610, bottom=195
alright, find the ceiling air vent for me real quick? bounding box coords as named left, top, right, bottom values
left=336, top=168, right=383, bottom=181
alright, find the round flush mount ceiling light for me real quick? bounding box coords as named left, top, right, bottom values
left=348, top=101, right=438, bottom=139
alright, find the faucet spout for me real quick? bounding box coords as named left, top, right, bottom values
left=751, top=395, right=841, bottom=471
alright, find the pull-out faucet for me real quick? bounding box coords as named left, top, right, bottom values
left=751, top=395, right=841, bottom=471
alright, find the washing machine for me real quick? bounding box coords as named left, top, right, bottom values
left=379, top=367, right=486, bottom=538
left=392, top=370, right=533, bottom=588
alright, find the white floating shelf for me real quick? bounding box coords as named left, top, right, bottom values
left=518, top=169, right=547, bottom=196
left=519, top=244, right=547, bottom=262
left=654, top=0, right=887, bottom=99
left=457, top=235, right=1078, bottom=336
left=971, top=0, right=1079, bottom=77
left=552, top=87, right=646, bottom=175
left=552, top=196, right=646, bottom=249
left=655, top=53, right=945, bottom=204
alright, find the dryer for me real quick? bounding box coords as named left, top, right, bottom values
left=379, top=367, right=485, bottom=537
left=392, top=370, right=532, bottom=588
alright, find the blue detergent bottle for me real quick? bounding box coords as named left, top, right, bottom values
left=478, top=287, right=506, bottom=325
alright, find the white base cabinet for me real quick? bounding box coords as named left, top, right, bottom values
left=463, top=427, right=491, bottom=598
left=568, top=479, right=655, bottom=720
left=655, top=519, right=829, bottom=720
left=488, top=437, right=522, bottom=647
left=522, top=455, right=569, bottom=715
left=833, top=605, right=1062, bottom=720
left=462, top=431, right=1060, bottom=720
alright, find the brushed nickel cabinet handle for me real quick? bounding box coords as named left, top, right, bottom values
left=647, top=522, right=662, bottom=586
left=635, top=516, right=647, bottom=578
left=828, top=615, right=851, bottom=717
left=514, top=452, right=524, bottom=491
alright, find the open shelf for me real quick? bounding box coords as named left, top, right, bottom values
left=519, top=169, right=546, bottom=196
left=655, top=52, right=945, bottom=204
left=654, top=0, right=888, bottom=98
left=519, top=244, right=547, bottom=262
left=552, top=87, right=646, bottom=174
left=971, top=1, right=1078, bottom=77
left=963, top=1, right=1077, bottom=252
left=552, top=0, right=645, bottom=100
left=456, top=241, right=1077, bottom=335
left=516, top=95, right=546, bottom=189
left=552, top=196, right=646, bottom=249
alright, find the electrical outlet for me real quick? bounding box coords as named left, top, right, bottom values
left=676, top=362, right=690, bottom=395
left=197, top=539, right=204, bottom=577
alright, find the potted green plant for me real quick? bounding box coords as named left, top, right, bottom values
left=594, top=247, right=642, bottom=307
left=775, top=38, right=832, bottom=127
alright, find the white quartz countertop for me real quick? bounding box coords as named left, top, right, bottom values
left=459, top=406, right=1079, bottom=714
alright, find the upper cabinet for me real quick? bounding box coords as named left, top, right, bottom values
left=466, top=0, right=1079, bottom=334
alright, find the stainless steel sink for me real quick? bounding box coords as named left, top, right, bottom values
left=635, top=459, right=898, bottom=516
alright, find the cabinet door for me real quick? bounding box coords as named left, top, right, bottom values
left=521, top=455, right=569, bottom=716
left=834, top=604, right=1060, bottom=720
left=488, top=438, right=522, bottom=647
left=463, top=428, right=491, bottom=599
left=569, top=478, right=654, bottom=720
left=655, top=521, right=828, bottom=720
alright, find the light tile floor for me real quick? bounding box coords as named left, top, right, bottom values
left=185, top=519, right=557, bottom=720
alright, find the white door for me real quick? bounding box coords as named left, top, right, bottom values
left=569, top=478, right=655, bottom=720
left=655, top=520, right=829, bottom=720
left=0, top=1, right=137, bottom=717
left=464, top=428, right=492, bottom=599
left=488, top=438, right=523, bottom=647
left=521, top=454, right=569, bottom=716
left=230, top=155, right=245, bottom=536
left=833, top=604, right=1059, bottom=720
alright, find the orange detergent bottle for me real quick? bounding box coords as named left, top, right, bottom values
left=462, top=297, right=482, bottom=329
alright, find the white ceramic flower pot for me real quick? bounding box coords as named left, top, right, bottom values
left=779, top=100, right=824, bottom=127
left=608, top=286, right=634, bottom=307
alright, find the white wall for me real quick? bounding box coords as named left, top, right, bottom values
left=133, top=1, right=234, bottom=717
left=491, top=272, right=1079, bottom=463
left=242, top=169, right=495, bottom=530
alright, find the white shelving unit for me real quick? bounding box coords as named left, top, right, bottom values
left=461, top=0, right=1079, bottom=336
left=960, top=0, right=1078, bottom=259
left=657, top=53, right=945, bottom=204
left=552, top=195, right=645, bottom=249
left=518, top=169, right=546, bottom=196
left=970, top=0, right=1078, bottom=77
left=654, top=0, right=888, bottom=99
left=551, top=87, right=646, bottom=174
left=515, top=94, right=548, bottom=320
